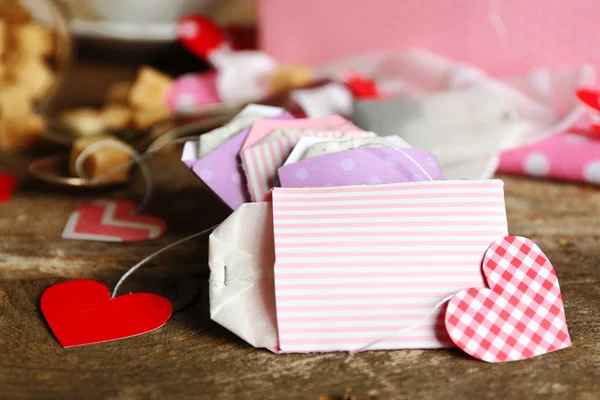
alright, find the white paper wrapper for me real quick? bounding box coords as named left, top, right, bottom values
left=208, top=202, right=279, bottom=348
left=353, top=89, right=522, bottom=180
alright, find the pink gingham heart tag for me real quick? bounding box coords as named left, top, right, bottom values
left=445, top=236, right=571, bottom=363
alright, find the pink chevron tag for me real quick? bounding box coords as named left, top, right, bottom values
left=62, top=200, right=166, bottom=242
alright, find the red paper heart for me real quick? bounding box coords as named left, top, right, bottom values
left=0, top=172, right=17, bottom=203
left=62, top=200, right=166, bottom=242
left=445, top=236, right=571, bottom=363
left=344, top=73, right=380, bottom=99
left=576, top=88, right=600, bottom=112
left=177, top=15, right=227, bottom=60
left=41, top=280, right=172, bottom=348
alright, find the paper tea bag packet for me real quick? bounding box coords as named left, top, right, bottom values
left=279, top=146, right=444, bottom=188
left=241, top=129, right=377, bottom=201
left=352, top=89, right=522, bottom=179
left=181, top=104, right=285, bottom=164
left=181, top=104, right=293, bottom=210
left=208, top=202, right=279, bottom=348
left=209, top=179, right=509, bottom=352
left=238, top=115, right=369, bottom=202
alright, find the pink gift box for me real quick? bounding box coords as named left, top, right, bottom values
left=259, top=0, right=600, bottom=75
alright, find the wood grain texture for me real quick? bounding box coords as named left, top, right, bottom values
left=1, top=143, right=600, bottom=399
left=1, top=58, right=598, bottom=399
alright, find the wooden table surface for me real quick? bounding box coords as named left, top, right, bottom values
left=2, top=150, right=600, bottom=400
left=1, top=64, right=600, bottom=400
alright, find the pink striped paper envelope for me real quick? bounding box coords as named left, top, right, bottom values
left=241, top=115, right=356, bottom=151
left=271, top=180, right=509, bottom=352
left=242, top=130, right=376, bottom=201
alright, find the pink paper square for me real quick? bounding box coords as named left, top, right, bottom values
left=271, top=180, right=508, bottom=352
left=242, top=115, right=355, bottom=151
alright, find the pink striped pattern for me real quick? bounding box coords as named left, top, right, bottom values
left=272, top=180, right=508, bottom=352
left=241, top=130, right=376, bottom=201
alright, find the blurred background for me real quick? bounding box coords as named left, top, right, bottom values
left=3, top=0, right=600, bottom=187
left=51, top=0, right=257, bottom=108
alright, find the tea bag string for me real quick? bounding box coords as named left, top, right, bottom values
left=112, top=224, right=219, bottom=298
left=75, top=140, right=153, bottom=213
left=349, top=294, right=454, bottom=354
left=355, top=143, right=434, bottom=181
left=74, top=135, right=204, bottom=214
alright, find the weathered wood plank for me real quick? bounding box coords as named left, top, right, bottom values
left=1, top=148, right=599, bottom=399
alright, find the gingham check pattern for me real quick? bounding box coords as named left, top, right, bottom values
left=445, top=236, right=571, bottom=362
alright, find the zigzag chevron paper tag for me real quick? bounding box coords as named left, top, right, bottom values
left=62, top=200, right=166, bottom=242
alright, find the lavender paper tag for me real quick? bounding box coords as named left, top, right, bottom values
left=278, top=147, right=443, bottom=188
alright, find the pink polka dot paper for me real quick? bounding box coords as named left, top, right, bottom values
left=167, top=72, right=220, bottom=112
left=498, top=130, right=600, bottom=185
left=278, top=147, right=443, bottom=189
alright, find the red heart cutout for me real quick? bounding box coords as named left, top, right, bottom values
left=445, top=236, right=571, bottom=362
left=0, top=172, right=17, bottom=203
left=177, top=15, right=227, bottom=60
left=344, top=72, right=380, bottom=99
left=62, top=200, right=166, bottom=242
left=41, top=280, right=172, bottom=348
left=576, top=88, right=600, bottom=112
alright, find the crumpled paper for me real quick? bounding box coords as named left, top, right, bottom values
left=182, top=104, right=285, bottom=164
left=316, top=49, right=594, bottom=147
left=303, top=49, right=596, bottom=179
left=353, top=88, right=521, bottom=179
left=208, top=202, right=279, bottom=348
left=182, top=106, right=293, bottom=209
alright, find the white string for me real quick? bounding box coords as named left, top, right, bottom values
left=356, top=143, right=434, bottom=181
left=349, top=294, right=454, bottom=354
left=144, top=134, right=207, bottom=155
left=75, top=140, right=153, bottom=213
left=74, top=135, right=205, bottom=214
left=149, top=135, right=205, bottom=152
left=111, top=224, right=219, bottom=298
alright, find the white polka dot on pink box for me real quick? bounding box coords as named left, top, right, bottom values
left=498, top=132, right=600, bottom=184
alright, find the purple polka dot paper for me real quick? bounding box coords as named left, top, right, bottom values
left=188, top=113, right=294, bottom=210
left=278, top=147, right=443, bottom=189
